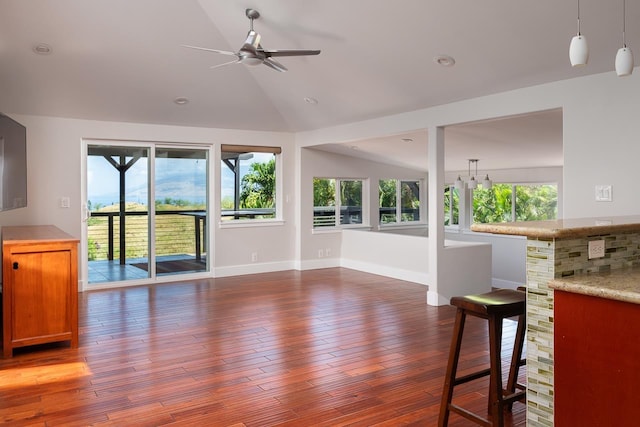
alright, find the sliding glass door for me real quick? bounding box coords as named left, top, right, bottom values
left=154, top=147, right=208, bottom=277
left=85, top=142, right=210, bottom=286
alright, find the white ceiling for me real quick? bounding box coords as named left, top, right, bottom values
left=0, top=0, right=634, bottom=170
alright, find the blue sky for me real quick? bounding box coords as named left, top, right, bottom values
left=87, top=152, right=272, bottom=207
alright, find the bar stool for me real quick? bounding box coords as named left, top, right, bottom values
left=438, top=288, right=526, bottom=427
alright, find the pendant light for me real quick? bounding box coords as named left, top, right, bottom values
left=569, top=0, right=589, bottom=66
left=615, top=0, right=634, bottom=76
left=455, top=175, right=464, bottom=189
left=455, top=159, right=492, bottom=190
left=482, top=174, right=493, bottom=190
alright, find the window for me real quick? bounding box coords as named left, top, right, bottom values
left=444, top=185, right=460, bottom=226
left=379, top=179, right=421, bottom=224
left=472, top=183, right=557, bottom=224
left=221, top=144, right=280, bottom=221
left=313, top=178, right=364, bottom=228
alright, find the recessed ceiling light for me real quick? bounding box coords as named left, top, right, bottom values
left=174, top=97, right=189, bottom=105
left=433, top=54, right=455, bottom=67
left=33, top=43, right=52, bottom=55
left=401, top=138, right=414, bottom=143
left=304, top=97, right=318, bottom=105
left=350, top=145, right=359, bottom=150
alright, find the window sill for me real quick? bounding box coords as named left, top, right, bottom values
left=219, top=219, right=285, bottom=229
left=312, top=224, right=372, bottom=234
left=378, top=222, right=427, bottom=231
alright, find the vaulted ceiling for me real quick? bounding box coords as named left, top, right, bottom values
left=0, top=0, right=635, bottom=170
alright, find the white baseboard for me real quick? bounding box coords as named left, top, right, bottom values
left=214, top=261, right=295, bottom=278
left=297, top=258, right=341, bottom=271
left=340, top=258, right=429, bottom=285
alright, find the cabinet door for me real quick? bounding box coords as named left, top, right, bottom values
left=10, top=250, right=72, bottom=341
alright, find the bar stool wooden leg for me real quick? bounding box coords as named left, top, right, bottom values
left=488, top=314, right=505, bottom=427
left=506, top=313, right=526, bottom=410
left=438, top=309, right=466, bottom=427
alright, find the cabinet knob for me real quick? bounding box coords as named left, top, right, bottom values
left=12, top=262, right=19, bottom=270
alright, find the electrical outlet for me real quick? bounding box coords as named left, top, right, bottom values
left=325, top=248, right=331, bottom=257
left=318, top=249, right=324, bottom=258
left=60, top=197, right=70, bottom=208
left=251, top=252, right=258, bottom=262
left=588, top=240, right=605, bottom=259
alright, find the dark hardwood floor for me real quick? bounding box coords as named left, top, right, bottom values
left=0, top=268, right=526, bottom=426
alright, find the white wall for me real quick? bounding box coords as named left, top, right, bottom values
left=0, top=114, right=296, bottom=282
left=3, top=69, right=639, bottom=295
left=341, top=229, right=492, bottom=301
left=298, top=147, right=426, bottom=269
left=296, top=69, right=640, bottom=218
left=296, top=69, right=640, bottom=302
left=445, top=230, right=526, bottom=289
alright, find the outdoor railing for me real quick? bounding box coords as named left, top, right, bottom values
left=88, top=210, right=206, bottom=263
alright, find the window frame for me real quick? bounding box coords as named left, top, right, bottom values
left=467, top=181, right=558, bottom=226
left=379, top=179, right=424, bottom=226
left=219, top=144, right=283, bottom=227
left=312, top=177, right=369, bottom=229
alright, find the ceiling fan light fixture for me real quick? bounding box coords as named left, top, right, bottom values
left=240, top=56, right=262, bottom=66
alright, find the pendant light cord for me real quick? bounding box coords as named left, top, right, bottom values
left=577, top=0, right=581, bottom=35
left=622, top=0, right=627, bottom=47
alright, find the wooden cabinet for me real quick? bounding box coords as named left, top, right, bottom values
left=2, top=225, right=79, bottom=357
left=554, top=289, right=640, bottom=426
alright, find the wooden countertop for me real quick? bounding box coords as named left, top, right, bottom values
left=550, top=267, right=640, bottom=305
left=470, top=215, right=640, bottom=239
left=2, top=225, right=78, bottom=244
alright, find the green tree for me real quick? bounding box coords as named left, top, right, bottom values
left=515, top=184, right=557, bottom=221
left=240, top=158, right=275, bottom=208
left=313, top=178, right=335, bottom=206
left=473, top=184, right=513, bottom=223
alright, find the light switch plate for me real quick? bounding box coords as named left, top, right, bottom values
left=595, top=185, right=612, bottom=202
left=588, top=239, right=606, bottom=259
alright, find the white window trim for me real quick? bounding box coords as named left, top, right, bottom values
left=312, top=177, right=369, bottom=229
left=379, top=179, right=424, bottom=226
left=219, top=149, right=282, bottom=226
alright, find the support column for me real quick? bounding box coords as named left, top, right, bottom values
left=427, top=126, right=447, bottom=306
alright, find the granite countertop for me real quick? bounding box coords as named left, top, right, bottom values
left=549, top=267, right=640, bottom=305
left=471, top=215, right=640, bottom=239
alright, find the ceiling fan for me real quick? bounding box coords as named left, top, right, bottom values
left=183, top=8, right=321, bottom=72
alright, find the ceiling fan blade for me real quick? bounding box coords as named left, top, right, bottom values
left=262, top=57, right=288, bottom=72
left=182, top=44, right=237, bottom=57
left=262, top=49, right=321, bottom=57
left=210, top=59, right=241, bottom=70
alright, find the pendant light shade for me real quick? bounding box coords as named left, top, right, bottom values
left=467, top=176, right=477, bottom=190
left=482, top=174, right=493, bottom=190
left=569, top=35, right=589, bottom=66
left=569, top=0, right=588, bottom=66
left=616, top=47, right=634, bottom=76
left=615, top=0, right=634, bottom=76
left=455, top=175, right=464, bottom=190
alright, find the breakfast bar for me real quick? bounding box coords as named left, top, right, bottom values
left=471, top=215, right=640, bottom=427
